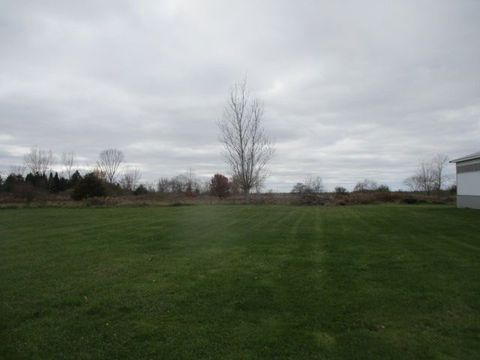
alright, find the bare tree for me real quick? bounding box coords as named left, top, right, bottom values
left=405, top=154, right=449, bottom=193
left=157, top=177, right=171, bottom=193
left=23, top=147, right=53, bottom=174
left=96, top=149, right=124, bottom=183
left=353, top=179, right=378, bottom=192
left=432, top=154, right=449, bottom=191
left=218, top=79, right=274, bottom=201
left=61, top=151, right=75, bottom=179
left=119, top=167, right=141, bottom=191
left=291, top=176, right=324, bottom=194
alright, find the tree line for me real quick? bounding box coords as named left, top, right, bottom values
left=0, top=80, right=454, bottom=202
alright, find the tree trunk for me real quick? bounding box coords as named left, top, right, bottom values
left=244, top=190, right=250, bottom=204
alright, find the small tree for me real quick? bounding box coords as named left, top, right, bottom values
left=157, top=177, right=171, bottom=193
left=119, top=168, right=141, bottom=192
left=96, top=149, right=124, bottom=183
left=353, top=179, right=378, bottom=192
left=291, top=183, right=307, bottom=194
left=133, top=184, right=149, bottom=196
left=377, top=184, right=390, bottom=192
left=210, top=174, right=231, bottom=198
left=291, top=176, right=324, bottom=194
left=335, top=186, right=347, bottom=195
left=71, top=173, right=107, bottom=200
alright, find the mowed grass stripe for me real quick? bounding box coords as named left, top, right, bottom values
left=0, top=205, right=479, bottom=359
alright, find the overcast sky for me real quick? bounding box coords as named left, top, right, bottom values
left=1, top=0, right=479, bottom=191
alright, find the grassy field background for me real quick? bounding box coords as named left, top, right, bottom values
left=1, top=205, right=479, bottom=359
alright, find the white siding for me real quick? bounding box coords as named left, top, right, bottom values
left=457, top=171, right=480, bottom=196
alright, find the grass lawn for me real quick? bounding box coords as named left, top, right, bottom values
left=1, top=205, right=479, bottom=359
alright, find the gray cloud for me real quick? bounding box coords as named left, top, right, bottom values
left=1, top=0, right=479, bottom=190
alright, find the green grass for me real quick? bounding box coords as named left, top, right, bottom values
left=1, top=205, right=479, bottom=359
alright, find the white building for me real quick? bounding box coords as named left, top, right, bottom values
left=450, top=152, right=480, bottom=209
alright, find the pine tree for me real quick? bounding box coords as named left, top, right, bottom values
left=48, top=172, right=61, bottom=193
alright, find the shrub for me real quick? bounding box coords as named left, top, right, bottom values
left=71, top=173, right=107, bottom=200
left=133, top=184, right=149, bottom=196
left=209, top=174, right=230, bottom=198
left=377, top=184, right=390, bottom=192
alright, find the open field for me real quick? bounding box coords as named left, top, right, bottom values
left=1, top=205, right=479, bottom=359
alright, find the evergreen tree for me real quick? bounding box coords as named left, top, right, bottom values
left=70, top=170, right=82, bottom=187
left=4, top=174, right=24, bottom=193
left=59, top=176, right=69, bottom=192
left=25, top=172, right=48, bottom=188
left=49, top=172, right=61, bottom=193
left=71, top=173, right=106, bottom=200
left=48, top=172, right=54, bottom=190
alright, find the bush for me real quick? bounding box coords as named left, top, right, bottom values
left=377, top=185, right=390, bottom=192
left=209, top=174, right=230, bottom=198
left=133, top=185, right=149, bottom=196
left=402, top=197, right=419, bottom=205
left=71, top=173, right=107, bottom=200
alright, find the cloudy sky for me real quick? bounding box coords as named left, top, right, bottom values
left=1, top=0, right=479, bottom=191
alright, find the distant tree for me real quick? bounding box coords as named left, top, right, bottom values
left=24, top=147, right=53, bottom=174
left=61, top=152, right=75, bottom=179
left=377, top=184, right=390, bottom=192
left=4, top=174, right=24, bottom=193
left=133, top=184, right=149, bottom=196
left=48, top=172, right=61, bottom=193
left=0, top=175, right=3, bottom=192
left=70, top=170, right=82, bottom=187
left=119, top=168, right=141, bottom=192
left=335, top=186, right=347, bottom=195
left=291, top=182, right=307, bottom=194
left=210, top=174, right=231, bottom=198
left=404, top=154, right=449, bottom=193
left=291, top=176, right=324, bottom=194
left=96, top=149, right=124, bottom=183
left=218, top=79, right=274, bottom=201
left=432, top=154, right=449, bottom=191
left=157, top=177, right=171, bottom=193
left=353, top=179, right=378, bottom=192
left=170, top=175, right=186, bottom=193
left=25, top=172, right=48, bottom=189
left=59, top=175, right=69, bottom=191
left=71, top=173, right=107, bottom=200
left=305, top=176, right=324, bottom=193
